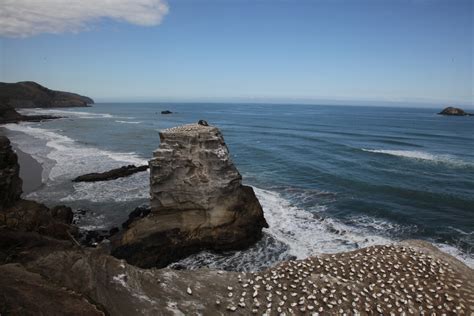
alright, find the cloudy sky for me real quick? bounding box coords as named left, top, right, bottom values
left=0, top=0, right=472, bottom=106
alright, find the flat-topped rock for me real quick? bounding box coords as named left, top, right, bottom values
left=111, top=122, right=268, bottom=268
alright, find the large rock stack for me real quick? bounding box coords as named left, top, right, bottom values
left=112, top=123, right=268, bottom=268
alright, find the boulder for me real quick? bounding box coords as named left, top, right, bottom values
left=72, top=164, right=149, bottom=182
left=111, top=123, right=268, bottom=268
left=438, top=106, right=472, bottom=116
left=161, top=110, right=172, bottom=114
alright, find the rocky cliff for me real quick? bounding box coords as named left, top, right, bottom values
left=112, top=123, right=268, bottom=268
left=0, top=81, right=94, bottom=108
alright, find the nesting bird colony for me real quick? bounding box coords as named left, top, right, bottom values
left=208, top=245, right=473, bottom=315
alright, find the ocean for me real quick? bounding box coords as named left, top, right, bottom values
left=2, top=103, right=473, bottom=270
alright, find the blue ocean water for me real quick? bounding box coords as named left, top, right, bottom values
left=2, top=103, right=473, bottom=270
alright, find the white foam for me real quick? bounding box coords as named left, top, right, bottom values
left=433, top=243, right=474, bottom=268
left=115, top=120, right=142, bottom=124
left=62, top=172, right=149, bottom=203
left=3, top=123, right=149, bottom=203
left=254, top=187, right=392, bottom=259
left=18, top=108, right=114, bottom=119
left=362, top=149, right=472, bottom=167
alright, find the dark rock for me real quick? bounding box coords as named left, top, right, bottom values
left=0, top=263, right=105, bottom=316
left=111, top=123, right=268, bottom=268
left=0, top=81, right=94, bottom=108
left=121, top=205, right=151, bottom=229
left=0, top=136, right=22, bottom=210
left=438, top=106, right=472, bottom=116
left=109, top=227, right=119, bottom=236
left=1, top=98, right=59, bottom=124
left=72, top=164, right=149, bottom=182
left=50, top=205, right=74, bottom=224
left=161, top=110, right=172, bottom=114
left=198, top=119, right=209, bottom=126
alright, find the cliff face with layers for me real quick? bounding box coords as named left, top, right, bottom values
left=112, top=123, right=268, bottom=268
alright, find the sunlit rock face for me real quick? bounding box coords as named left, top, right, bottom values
left=112, top=123, right=268, bottom=268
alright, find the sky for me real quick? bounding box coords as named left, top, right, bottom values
left=0, top=0, right=472, bottom=107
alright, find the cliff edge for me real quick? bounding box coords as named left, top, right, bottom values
left=112, top=123, right=268, bottom=268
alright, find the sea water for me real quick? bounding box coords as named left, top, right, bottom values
left=2, top=103, right=473, bottom=270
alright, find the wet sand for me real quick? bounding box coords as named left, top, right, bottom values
left=13, top=145, right=43, bottom=194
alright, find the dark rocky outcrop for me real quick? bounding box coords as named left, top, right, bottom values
left=0, top=81, right=94, bottom=108
left=161, top=110, right=172, bottom=114
left=438, top=106, right=472, bottom=116
left=72, top=164, right=149, bottom=182
left=111, top=123, right=268, bottom=268
left=0, top=136, right=22, bottom=209
left=0, top=99, right=59, bottom=124
left=121, top=205, right=151, bottom=229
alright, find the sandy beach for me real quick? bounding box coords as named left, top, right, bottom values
left=12, top=144, right=43, bottom=194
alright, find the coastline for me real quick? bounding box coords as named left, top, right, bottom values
left=11, top=143, right=43, bottom=194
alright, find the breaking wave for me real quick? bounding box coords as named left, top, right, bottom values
left=362, top=149, right=472, bottom=167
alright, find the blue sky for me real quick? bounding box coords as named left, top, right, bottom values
left=1, top=0, right=472, bottom=106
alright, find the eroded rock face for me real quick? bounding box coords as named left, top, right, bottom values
left=112, top=123, right=268, bottom=268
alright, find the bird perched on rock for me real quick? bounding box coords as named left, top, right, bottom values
left=198, top=120, right=209, bottom=126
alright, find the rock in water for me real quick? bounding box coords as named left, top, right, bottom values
left=111, top=123, right=268, bottom=268
left=438, top=106, right=472, bottom=116
left=72, top=164, right=149, bottom=182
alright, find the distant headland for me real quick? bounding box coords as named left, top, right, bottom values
left=0, top=81, right=94, bottom=108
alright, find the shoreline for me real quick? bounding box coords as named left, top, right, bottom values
left=12, top=144, right=43, bottom=194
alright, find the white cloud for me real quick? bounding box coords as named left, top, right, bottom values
left=0, top=0, right=169, bottom=38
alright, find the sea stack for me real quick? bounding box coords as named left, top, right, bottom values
left=112, top=122, right=268, bottom=268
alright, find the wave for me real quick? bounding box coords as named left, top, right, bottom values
left=18, top=108, right=114, bottom=119
left=171, top=187, right=396, bottom=271
left=3, top=123, right=149, bottom=203
left=115, top=120, right=143, bottom=124
left=171, top=187, right=474, bottom=270
left=362, top=149, right=472, bottom=167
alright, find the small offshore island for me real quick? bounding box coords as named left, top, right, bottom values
left=0, top=83, right=473, bottom=314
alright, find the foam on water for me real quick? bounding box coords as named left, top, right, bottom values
left=362, top=149, right=472, bottom=167
left=62, top=172, right=149, bottom=203
left=171, top=187, right=474, bottom=270
left=115, top=120, right=143, bottom=124
left=18, top=108, right=115, bottom=119
left=3, top=123, right=149, bottom=207
left=254, top=187, right=393, bottom=258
